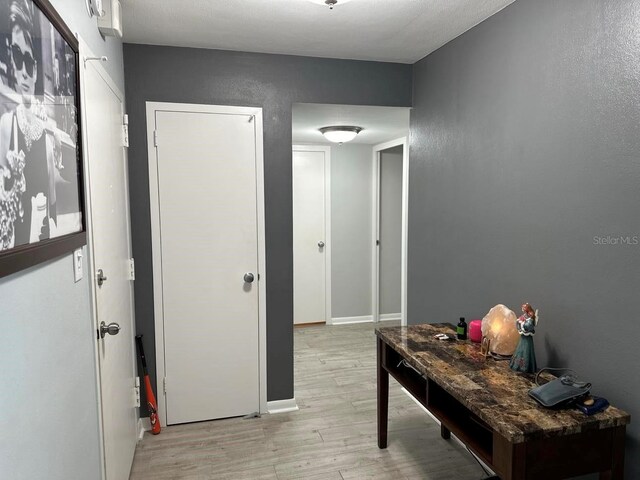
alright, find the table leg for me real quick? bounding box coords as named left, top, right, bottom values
left=441, top=424, right=451, bottom=440
left=599, top=426, right=626, bottom=480
left=377, top=338, right=389, bottom=449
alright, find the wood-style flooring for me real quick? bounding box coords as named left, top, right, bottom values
left=130, top=322, right=484, bottom=479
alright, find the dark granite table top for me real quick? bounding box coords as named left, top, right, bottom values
left=376, top=323, right=630, bottom=443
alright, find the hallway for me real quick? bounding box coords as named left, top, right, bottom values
left=129, top=323, right=482, bottom=479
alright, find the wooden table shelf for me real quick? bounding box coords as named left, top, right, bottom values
left=376, top=324, right=630, bottom=480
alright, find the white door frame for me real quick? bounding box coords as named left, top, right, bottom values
left=79, top=40, right=137, bottom=480
left=292, top=144, right=332, bottom=325
left=146, top=102, right=268, bottom=426
left=372, top=137, right=409, bottom=326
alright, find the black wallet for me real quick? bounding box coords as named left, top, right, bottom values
left=528, top=368, right=591, bottom=408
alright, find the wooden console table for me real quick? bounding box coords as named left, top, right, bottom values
left=376, top=324, right=630, bottom=480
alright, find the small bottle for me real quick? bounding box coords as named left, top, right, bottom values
left=456, top=317, right=468, bottom=340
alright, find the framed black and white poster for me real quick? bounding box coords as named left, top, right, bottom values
left=0, top=0, right=85, bottom=278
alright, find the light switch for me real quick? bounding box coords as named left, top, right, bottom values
left=73, top=248, right=83, bottom=282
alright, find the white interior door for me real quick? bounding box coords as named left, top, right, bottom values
left=293, top=146, right=329, bottom=325
left=83, top=60, right=137, bottom=479
left=153, top=109, right=261, bottom=425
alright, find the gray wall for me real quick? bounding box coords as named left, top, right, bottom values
left=0, top=2, right=123, bottom=479
left=408, top=0, right=640, bottom=476
left=330, top=143, right=374, bottom=319
left=379, top=148, right=402, bottom=315
left=123, top=44, right=412, bottom=401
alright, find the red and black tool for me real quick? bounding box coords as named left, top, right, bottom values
left=135, top=335, right=161, bottom=435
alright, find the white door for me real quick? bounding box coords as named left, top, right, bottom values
left=83, top=61, right=137, bottom=479
left=153, top=109, right=261, bottom=425
left=293, top=146, right=329, bottom=325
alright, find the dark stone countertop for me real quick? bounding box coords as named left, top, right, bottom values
left=376, top=323, right=630, bottom=443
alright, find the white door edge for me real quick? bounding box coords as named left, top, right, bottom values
left=78, top=37, right=107, bottom=480
left=292, top=145, right=332, bottom=325
left=80, top=38, right=136, bottom=480
left=372, top=137, right=409, bottom=327
left=146, top=101, right=268, bottom=427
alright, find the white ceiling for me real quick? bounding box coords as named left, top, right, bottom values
left=292, top=103, right=410, bottom=145
left=123, top=0, right=515, bottom=64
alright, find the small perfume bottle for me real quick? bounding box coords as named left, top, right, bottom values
left=456, top=317, right=468, bottom=340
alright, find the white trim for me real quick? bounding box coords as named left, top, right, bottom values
left=137, top=417, right=151, bottom=440
left=331, top=314, right=398, bottom=324
left=401, top=388, right=495, bottom=476
left=267, top=398, right=299, bottom=414
left=400, top=139, right=409, bottom=326
left=372, top=137, right=409, bottom=327
left=255, top=112, right=268, bottom=418
left=371, top=148, right=380, bottom=324
left=331, top=315, right=373, bottom=325
left=146, top=102, right=268, bottom=427
left=79, top=39, right=135, bottom=480
left=292, top=145, right=332, bottom=325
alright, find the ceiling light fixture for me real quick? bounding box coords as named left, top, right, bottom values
left=308, top=0, right=354, bottom=9
left=319, top=126, right=363, bottom=144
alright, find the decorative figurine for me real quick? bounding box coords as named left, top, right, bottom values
left=509, top=303, right=538, bottom=373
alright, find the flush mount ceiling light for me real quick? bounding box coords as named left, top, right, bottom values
left=319, top=126, right=363, bottom=143
left=308, top=0, right=354, bottom=9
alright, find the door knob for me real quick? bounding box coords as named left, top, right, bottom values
left=99, top=321, right=121, bottom=339
left=97, top=269, right=108, bottom=286
left=244, top=272, right=255, bottom=283
left=318, top=241, right=325, bottom=248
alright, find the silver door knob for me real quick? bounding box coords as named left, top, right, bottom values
left=318, top=241, right=325, bottom=248
left=99, top=321, right=120, bottom=339
left=97, top=269, right=108, bottom=286
left=244, top=272, right=255, bottom=283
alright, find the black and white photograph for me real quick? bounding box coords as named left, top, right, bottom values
left=0, top=0, right=81, bottom=253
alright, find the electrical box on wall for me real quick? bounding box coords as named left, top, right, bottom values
left=98, top=0, right=123, bottom=38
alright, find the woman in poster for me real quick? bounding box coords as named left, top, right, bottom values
left=0, top=0, right=55, bottom=249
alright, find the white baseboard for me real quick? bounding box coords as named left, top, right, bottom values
left=331, top=315, right=373, bottom=325
left=137, top=417, right=151, bottom=440
left=267, top=398, right=299, bottom=414
left=330, top=313, right=401, bottom=325
left=400, top=388, right=495, bottom=475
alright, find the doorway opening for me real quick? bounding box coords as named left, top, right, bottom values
left=291, top=103, right=410, bottom=329
left=372, top=139, right=409, bottom=326
left=290, top=102, right=411, bottom=426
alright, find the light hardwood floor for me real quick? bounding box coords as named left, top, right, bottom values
left=130, top=322, right=484, bottom=479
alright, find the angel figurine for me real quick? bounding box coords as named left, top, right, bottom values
left=509, top=303, right=538, bottom=373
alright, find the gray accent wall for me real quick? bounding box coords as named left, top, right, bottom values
left=330, top=143, right=374, bottom=319
left=0, top=1, right=123, bottom=478
left=379, top=148, right=403, bottom=315
left=123, top=44, right=412, bottom=402
left=408, top=0, right=640, bottom=476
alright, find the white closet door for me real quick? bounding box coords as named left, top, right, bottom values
left=154, top=110, right=260, bottom=424
left=293, top=148, right=327, bottom=325
left=85, top=59, right=138, bottom=480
